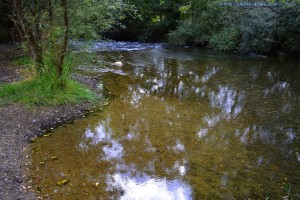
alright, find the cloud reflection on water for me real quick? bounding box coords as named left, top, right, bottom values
left=107, top=173, right=192, bottom=200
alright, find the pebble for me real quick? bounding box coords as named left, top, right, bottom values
left=114, top=61, right=123, bottom=67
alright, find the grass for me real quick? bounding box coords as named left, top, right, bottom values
left=0, top=51, right=100, bottom=106
left=0, top=77, right=98, bottom=106
left=1, top=53, right=98, bottom=106
left=11, top=55, right=34, bottom=66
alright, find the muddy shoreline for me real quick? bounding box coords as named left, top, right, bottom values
left=0, top=44, right=104, bottom=199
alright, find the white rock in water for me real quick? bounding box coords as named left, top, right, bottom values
left=114, top=61, right=123, bottom=67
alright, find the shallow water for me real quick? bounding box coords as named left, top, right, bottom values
left=30, top=44, right=300, bottom=199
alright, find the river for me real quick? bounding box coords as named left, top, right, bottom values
left=29, top=42, right=300, bottom=199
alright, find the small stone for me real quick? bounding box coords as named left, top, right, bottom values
left=56, top=179, right=69, bottom=186
left=39, top=161, right=46, bottom=165
left=114, top=61, right=123, bottom=67
left=50, top=156, right=59, bottom=161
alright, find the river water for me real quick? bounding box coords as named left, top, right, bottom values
left=30, top=42, right=300, bottom=199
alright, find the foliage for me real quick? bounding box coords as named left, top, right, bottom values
left=276, top=9, right=300, bottom=50
left=168, top=19, right=194, bottom=45
left=104, top=0, right=185, bottom=42
left=12, top=0, right=124, bottom=78
left=68, top=0, right=125, bottom=39
left=237, top=9, right=277, bottom=52
left=209, top=26, right=240, bottom=51
left=169, top=1, right=226, bottom=46
left=3, top=0, right=124, bottom=106
left=169, top=0, right=300, bottom=53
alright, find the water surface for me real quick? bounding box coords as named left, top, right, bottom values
left=30, top=43, right=300, bottom=199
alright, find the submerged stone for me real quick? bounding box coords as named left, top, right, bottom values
left=50, top=156, right=59, bottom=161
left=56, top=180, right=69, bottom=186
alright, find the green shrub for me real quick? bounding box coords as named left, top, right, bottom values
left=209, top=26, right=240, bottom=51
left=169, top=1, right=300, bottom=53
left=168, top=19, right=194, bottom=45
left=237, top=9, right=277, bottom=53
left=276, top=9, right=300, bottom=51
left=168, top=2, right=229, bottom=46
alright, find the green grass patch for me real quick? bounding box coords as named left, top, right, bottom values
left=2, top=51, right=100, bottom=106
left=12, top=55, right=34, bottom=66
left=0, top=77, right=98, bottom=106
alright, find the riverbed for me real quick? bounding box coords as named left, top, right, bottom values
left=29, top=42, right=300, bottom=199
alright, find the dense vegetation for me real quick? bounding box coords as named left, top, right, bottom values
left=102, top=0, right=300, bottom=53
left=1, top=0, right=300, bottom=105
left=0, top=0, right=124, bottom=105
left=2, top=1, right=300, bottom=52
left=169, top=0, right=300, bottom=53
left=103, top=0, right=185, bottom=42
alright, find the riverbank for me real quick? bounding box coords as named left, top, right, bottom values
left=0, top=43, right=103, bottom=199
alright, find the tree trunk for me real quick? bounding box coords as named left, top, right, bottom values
left=12, top=0, right=44, bottom=77
left=56, top=0, right=69, bottom=88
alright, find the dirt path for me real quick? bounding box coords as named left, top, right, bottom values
left=0, top=44, right=102, bottom=199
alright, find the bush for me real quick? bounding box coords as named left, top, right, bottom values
left=168, top=2, right=230, bottom=46
left=169, top=1, right=300, bottom=53
left=237, top=9, right=277, bottom=53
left=168, top=19, right=194, bottom=45
left=276, top=9, right=300, bottom=50
left=209, top=26, right=240, bottom=51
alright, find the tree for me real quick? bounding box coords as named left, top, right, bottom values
left=11, top=0, right=124, bottom=87
left=104, top=0, right=186, bottom=42
left=169, top=0, right=300, bottom=53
